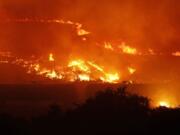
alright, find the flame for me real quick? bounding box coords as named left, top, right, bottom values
left=68, top=59, right=90, bottom=72
left=128, top=67, right=136, bottom=74
left=87, top=61, right=104, bottom=72
left=38, top=69, right=63, bottom=80
left=31, top=64, right=40, bottom=72
left=159, top=101, right=170, bottom=108
left=76, top=23, right=90, bottom=36
left=2, top=18, right=178, bottom=84
left=5, top=18, right=90, bottom=37
left=45, top=70, right=62, bottom=80
left=119, top=42, right=137, bottom=55
left=154, top=95, right=177, bottom=108
left=67, top=59, right=120, bottom=83
left=78, top=74, right=90, bottom=81
left=49, top=53, right=55, bottom=62
left=0, top=51, right=121, bottom=83
left=104, top=42, right=114, bottom=51
left=101, top=73, right=120, bottom=83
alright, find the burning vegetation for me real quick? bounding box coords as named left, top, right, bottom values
left=0, top=18, right=179, bottom=84
left=0, top=18, right=142, bottom=83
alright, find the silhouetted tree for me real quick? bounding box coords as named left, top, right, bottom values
left=1, top=85, right=180, bottom=135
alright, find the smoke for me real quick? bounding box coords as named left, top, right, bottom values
left=0, top=0, right=180, bottom=53
left=0, top=0, right=180, bottom=83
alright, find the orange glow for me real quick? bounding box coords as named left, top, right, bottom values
left=172, top=51, right=180, bottom=57
left=154, top=96, right=177, bottom=108
left=0, top=60, right=9, bottom=64
left=148, top=49, right=155, bottom=55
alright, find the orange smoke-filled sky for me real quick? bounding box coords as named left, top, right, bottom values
left=0, top=0, right=180, bottom=55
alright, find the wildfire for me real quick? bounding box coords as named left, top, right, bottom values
left=1, top=16, right=180, bottom=109
left=104, top=42, right=114, bottom=51
left=78, top=74, right=90, bottom=81
left=128, top=67, right=136, bottom=74
left=3, top=18, right=178, bottom=84
left=49, top=53, right=55, bottom=62
left=67, top=59, right=120, bottom=83
left=68, top=59, right=90, bottom=72
left=5, top=18, right=90, bottom=38
left=101, top=73, right=120, bottom=83
left=31, top=64, right=40, bottom=72
left=119, top=42, right=138, bottom=55
left=155, top=96, right=177, bottom=108
left=76, top=23, right=90, bottom=36
left=158, top=101, right=170, bottom=108
left=45, top=70, right=63, bottom=80
left=0, top=51, right=122, bottom=83
left=87, top=61, right=104, bottom=72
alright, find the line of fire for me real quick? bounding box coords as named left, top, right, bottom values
left=0, top=18, right=180, bottom=109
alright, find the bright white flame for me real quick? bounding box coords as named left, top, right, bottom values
left=78, top=74, right=90, bottom=81
left=159, top=101, right=170, bottom=108
left=49, top=53, right=55, bottom=62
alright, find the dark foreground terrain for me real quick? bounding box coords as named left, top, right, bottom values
left=0, top=85, right=180, bottom=135
left=0, top=82, right=179, bottom=117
